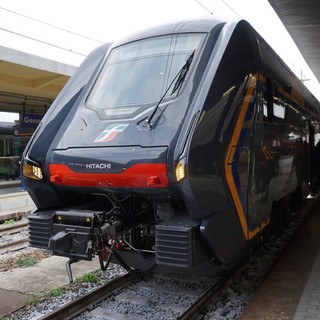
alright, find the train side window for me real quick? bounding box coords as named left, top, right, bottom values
left=286, top=101, right=301, bottom=125
left=0, top=140, right=4, bottom=156
left=273, top=94, right=286, bottom=124
left=273, top=102, right=285, bottom=120
left=265, top=79, right=274, bottom=123
left=314, top=123, right=320, bottom=145
left=273, top=88, right=302, bottom=126
left=259, top=77, right=273, bottom=123
left=0, top=140, right=4, bottom=157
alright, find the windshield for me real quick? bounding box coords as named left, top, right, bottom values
left=86, top=33, right=205, bottom=120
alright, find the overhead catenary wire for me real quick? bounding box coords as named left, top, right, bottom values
left=194, top=0, right=241, bottom=18
left=219, top=0, right=241, bottom=18
left=194, top=0, right=213, bottom=15
left=0, top=6, right=104, bottom=44
left=0, top=27, right=87, bottom=57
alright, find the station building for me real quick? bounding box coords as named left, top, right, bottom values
left=0, top=45, right=77, bottom=192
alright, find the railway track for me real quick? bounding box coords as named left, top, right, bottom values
left=0, top=237, right=28, bottom=250
left=177, top=271, right=233, bottom=320
left=0, top=220, right=29, bottom=253
left=0, top=221, right=28, bottom=233
left=37, top=269, right=234, bottom=320
left=38, top=272, right=139, bottom=320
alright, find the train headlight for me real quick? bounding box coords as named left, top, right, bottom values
left=22, top=162, right=43, bottom=180
left=175, top=160, right=186, bottom=182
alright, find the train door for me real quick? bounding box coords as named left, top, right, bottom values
left=247, top=76, right=274, bottom=238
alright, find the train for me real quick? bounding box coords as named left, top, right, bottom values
left=23, top=18, right=320, bottom=281
left=0, top=121, right=30, bottom=180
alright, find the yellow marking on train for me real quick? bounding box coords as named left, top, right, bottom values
left=249, top=218, right=270, bottom=238
left=225, top=74, right=263, bottom=240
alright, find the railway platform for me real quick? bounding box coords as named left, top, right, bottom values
left=239, top=197, right=320, bottom=320
left=0, top=179, right=34, bottom=219
left=0, top=190, right=35, bottom=222
left=0, top=190, right=101, bottom=318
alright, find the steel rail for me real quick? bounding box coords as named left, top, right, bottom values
left=0, top=238, right=28, bottom=250
left=0, top=223, right=28, bottom=234
left=38, top=272, right=138, bottom=320
left=178, top=270, right=234, bottom=320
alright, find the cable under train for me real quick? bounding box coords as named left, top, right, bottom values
left=23, top=18, right=320, bottom=281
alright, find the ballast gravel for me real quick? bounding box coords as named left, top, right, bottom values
left=0, top=229, right=28, bottom=246
left=10, top=263, right=127, bottom=320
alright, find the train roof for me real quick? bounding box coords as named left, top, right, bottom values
left=113, top=17, right=228, bottom=47
left=0, top=121, right=14, bottom=135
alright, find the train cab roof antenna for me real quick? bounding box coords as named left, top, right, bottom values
left=146, top=50, right=195, bottom=128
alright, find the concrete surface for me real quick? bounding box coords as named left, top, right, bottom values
left=0, top=190, right=102, bottom=317
left=293, top=250, right=320, bottom=320
left=239, top=200, right=320, bottom=320
left=0, top=289, right=32, bottom=318
left=0, top=191, right=35, bottom=217
left=0, top=255, right=101, bottom=295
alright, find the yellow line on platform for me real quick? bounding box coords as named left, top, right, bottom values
left=0, top=195, right=27, bottom=201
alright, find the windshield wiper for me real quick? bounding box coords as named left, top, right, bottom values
left=146, top=50, right=195, bottom=127
left=171, top=50, right=195, bottom=95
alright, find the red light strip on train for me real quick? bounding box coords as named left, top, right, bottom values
left=49, top=163, right=169, bottom=188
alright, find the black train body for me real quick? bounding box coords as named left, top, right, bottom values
left=24, top=18, right=320, bottom=275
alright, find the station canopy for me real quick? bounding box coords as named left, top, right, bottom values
left=268, top=0, right=320, bottom=83
left=0, top=46, right=76, bottom=115
left=2, top=2, right=320, bottom=115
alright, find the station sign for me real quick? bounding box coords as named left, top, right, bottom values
left=19, top=113, right=43, bottom=128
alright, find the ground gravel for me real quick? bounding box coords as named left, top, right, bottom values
left=9, top=263, right=127, bottom=320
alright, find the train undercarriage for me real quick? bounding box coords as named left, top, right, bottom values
left=29, top=193, right=216, bottom=282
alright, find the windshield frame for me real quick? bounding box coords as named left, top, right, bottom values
left=85, top=32, right=207, bottom=120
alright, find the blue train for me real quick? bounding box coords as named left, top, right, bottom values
left=24, top=18, right=320, bottom=280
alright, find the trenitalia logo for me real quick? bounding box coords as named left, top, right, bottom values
left=94, top=124, right=129, bottom=142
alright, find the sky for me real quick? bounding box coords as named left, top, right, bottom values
left=0, top=0, right=320, bottom=123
